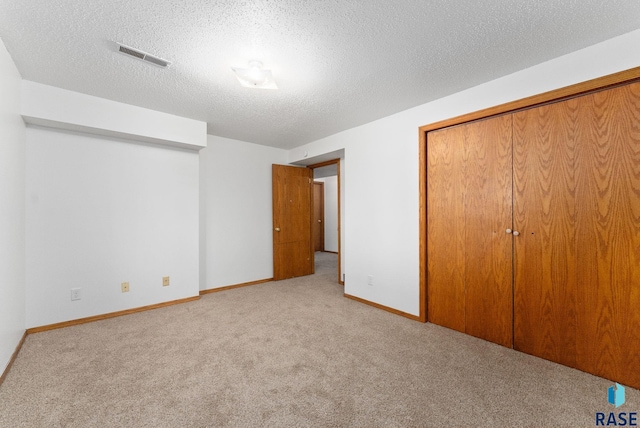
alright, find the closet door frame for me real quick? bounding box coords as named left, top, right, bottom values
left=418, top=65, right=640, bottom=323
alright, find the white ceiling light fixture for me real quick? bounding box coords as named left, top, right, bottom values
left=231, top=60, right=278, bottom=89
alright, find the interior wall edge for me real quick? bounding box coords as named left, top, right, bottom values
left=0, top=331, right=27, bottom=388
left=344, top=293, right=422, bottom=322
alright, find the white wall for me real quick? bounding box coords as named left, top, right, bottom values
left=288, top=29, right=640, bottom=316
left=0, top=38, right=26, bottom=374
left=22, top=81, right=206, bottom=150
left=201, top=135, right=287, bottom=290
left=25, top=127, right=200, bottom=328
left=316, top=176, right=339, bottom=252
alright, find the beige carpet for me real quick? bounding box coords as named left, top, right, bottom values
left=0, top=252, right=637, bottom=427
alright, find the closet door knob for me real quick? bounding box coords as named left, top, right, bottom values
left=275, top=227, right=281, bottom=232
left=506, top=229, right=512, bottom=234
left=513, top=231, right=520, bottom=236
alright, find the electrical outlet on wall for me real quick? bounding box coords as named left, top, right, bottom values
left=162, top=276, right=170, bottom=287
left=367, top=275, right=374, bottom=286
left=70, top=288, right=81, bottom=301
left=121, top=282, right=130, bottom=293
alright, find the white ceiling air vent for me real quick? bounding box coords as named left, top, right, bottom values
left=116, top=43, right=171, bottom=68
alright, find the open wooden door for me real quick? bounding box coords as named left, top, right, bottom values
left=272, top=164, right=314, bottom=280
left=313, top=181, right=325, bottom=252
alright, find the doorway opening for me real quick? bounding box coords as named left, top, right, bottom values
left=309, top=159, right=342, bottom=285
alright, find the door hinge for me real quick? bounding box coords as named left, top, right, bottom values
left=309, top=178, right=312, bottom=184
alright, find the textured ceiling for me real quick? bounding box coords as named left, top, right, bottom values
left=1, top=1, right=640, bottom=149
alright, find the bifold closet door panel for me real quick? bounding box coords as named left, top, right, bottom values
left=428, top=78, right=639, bottom=386
left=427, top=124, right=466, bottom=333
left=514, top=81, right=640, bottom=387
left=464, top=115, right=514, bottom=348
left=513, top=99, right=579, bottom=369
left=427, top=115, right=513, bottom=345
left=574, top=82, right=640, bottom=389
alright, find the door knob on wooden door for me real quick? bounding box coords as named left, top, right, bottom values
left=318, top=220, right=322, bottom=223
left=512, top=231, right=520, bottom=236
left=506, top=229, right=512, bottom=234
left=275, top=227, right=281, bottom=232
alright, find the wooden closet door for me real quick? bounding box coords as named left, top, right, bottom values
left=513, top=99, right=580, bottom=369
left=427, top=124, right=466, bottom=333
left=574, top=82, right=640, bottom=389
left=514, top=82, right=640, bottom=388
left=427, top=115, right=513, bottom=346
left=463, top=115, right=513, bottom=348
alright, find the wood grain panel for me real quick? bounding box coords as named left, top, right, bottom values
left=463, top=115, right=513, bottom=347
left=274, top=240, right=312, bottom=279
left=272, top=164, right=313, bottom=280
left=513, top=98, right=580, bottom=368
left=427, top=125, right=466, bottom=332
left=574, top=82, right=640, bottom=389
left=421, top=67, right=640, bottom=386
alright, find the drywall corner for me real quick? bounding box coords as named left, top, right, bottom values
left=0, top=36, right=26, bottom=375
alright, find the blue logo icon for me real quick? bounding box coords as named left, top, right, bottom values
left=596, top=383, right=636, bottom=426
left=608, top=383, right=625, bottom=408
